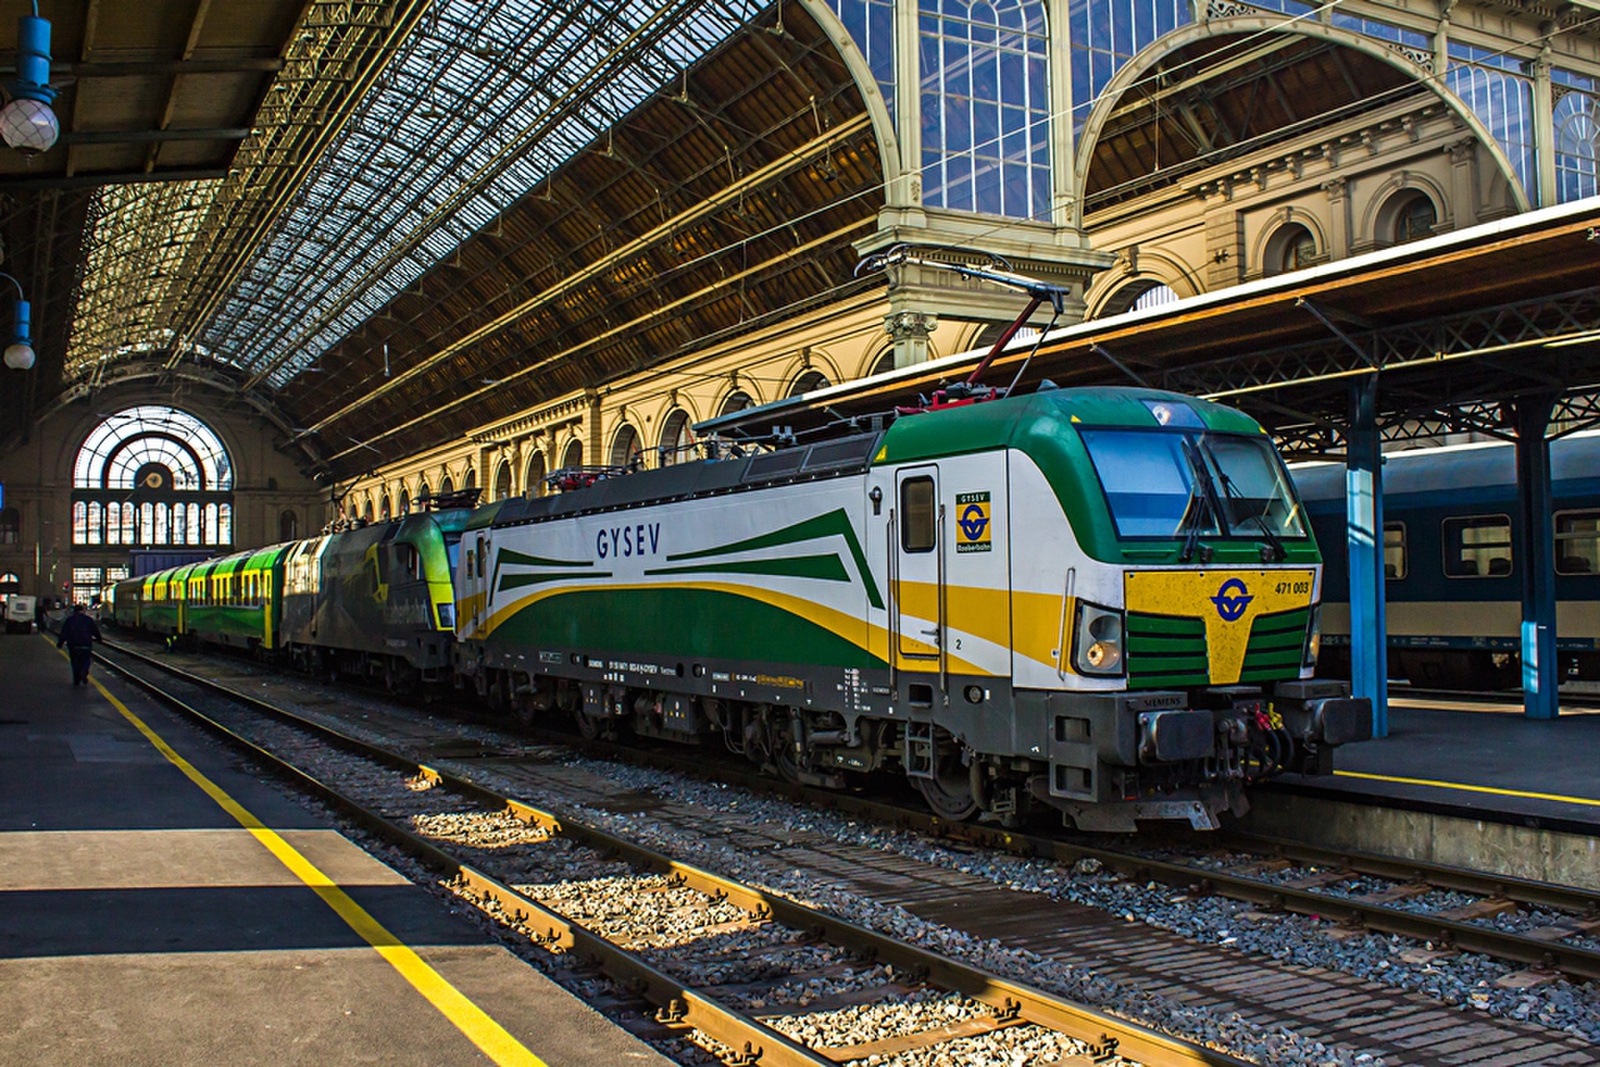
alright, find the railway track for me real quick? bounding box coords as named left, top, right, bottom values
left=93, top=640, right=1254, bottom=1067
left=93, top=636, right=1600, bottom=1064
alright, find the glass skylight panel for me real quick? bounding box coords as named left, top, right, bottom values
left=209, top=0, right=764, bottom=389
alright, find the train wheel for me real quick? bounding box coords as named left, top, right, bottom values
left=771, top=726, right=803, bottom=783
left=575, top=705, right=619, bottom=741
left=914, top=731, right=978, bottom=821
left=514, top=690, right=538, bottom=728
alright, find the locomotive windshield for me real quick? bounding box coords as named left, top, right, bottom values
left=444, top=533, right=462, bottom=577
left=1080, top=429, right=1307, bottom=541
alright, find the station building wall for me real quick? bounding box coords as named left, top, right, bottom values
left=0, top=388, right=324, bottom=604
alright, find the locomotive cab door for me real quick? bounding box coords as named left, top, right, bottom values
left=893, top=466, right=944, bottom=665
left=465, top=531, right=490, bottom=637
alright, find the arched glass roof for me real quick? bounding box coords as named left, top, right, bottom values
left=73, top=406, right=234, bottom=492
left=198, top=0, right=768, bottom=389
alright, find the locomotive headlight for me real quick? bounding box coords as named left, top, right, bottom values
left=437, top=602, right=454, bottom=629
left=1074, top=601, right=1125, bottom=676
left=1303, top=603, right=1322, bottom=667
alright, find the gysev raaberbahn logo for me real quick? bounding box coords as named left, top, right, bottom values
left=955, top=492, right=991, bottom=553
left=1210, top=577, right=1253, bottom=621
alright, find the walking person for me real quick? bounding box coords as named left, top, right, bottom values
left=57, top=604, right=103, bottom=686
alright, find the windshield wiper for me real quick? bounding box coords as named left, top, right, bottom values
left=1177, top=438, right=1219, bottom=563
left=1200, top=438, right=1288, bottom=563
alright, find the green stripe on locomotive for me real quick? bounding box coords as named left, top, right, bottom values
left=486, top=584, right=884, bottom=669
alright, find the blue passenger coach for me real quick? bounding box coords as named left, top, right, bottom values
left=1293, top=434, right=1600, bottom=690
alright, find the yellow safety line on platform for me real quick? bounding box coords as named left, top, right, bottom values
left=1335, top=769, right=1600, bottom=808
left=60, top=646, right=546, bottom=1067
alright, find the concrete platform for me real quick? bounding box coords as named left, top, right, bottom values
left=0, top=632, right=673, bottom=1066
left=1244, top=696, right=1600, bottom=888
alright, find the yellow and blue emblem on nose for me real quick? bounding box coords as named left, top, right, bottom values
left=1210, top=577, right=1254, bottom=621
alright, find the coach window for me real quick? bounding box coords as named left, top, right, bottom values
left=901, top=477, right=937, bottom=553
left=1555, top=510, right=1600, bottom=574
left=1443, top=515, right=1512, bottom=577
left=1383, top=522, right=1407, bottom=579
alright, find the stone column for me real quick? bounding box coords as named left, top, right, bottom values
left=585, top=390, right=602, bottom=468
left=884, top=310, right=938, bottom=369
left=1203, top=193, right=1242, bottom=289
left=1447, top=139, right=1479, bottom=228
left=893, top=0, right=922, bottom=210
left=1531, top=47, right=1555, bottom=208
left=1321, top=176, right=1350, bottom=259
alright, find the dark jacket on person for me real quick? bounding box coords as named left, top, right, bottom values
left=58, top=612, right=103, bottom=649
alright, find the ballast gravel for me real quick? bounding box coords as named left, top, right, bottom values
left=443, top=752, right=1600, bottom=1057
left=168, top=662, right=1596, bottom=1064
left=419, top=759, right=1391, bottom=1066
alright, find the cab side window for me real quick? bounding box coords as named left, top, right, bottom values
left=901, top=477, right=936, bottom=553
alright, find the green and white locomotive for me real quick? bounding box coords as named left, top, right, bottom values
left=455, top=385, right=1371, bottom=831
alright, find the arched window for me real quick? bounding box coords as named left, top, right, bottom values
left=610, top=424, right=642, bottom=469
left=869, top=348, right=896, bottom=377
left=1384, top=191, right=1437, bottom=244
left=417, top=482, right=430, bottom=507
left=71, top=406, right=233, bottom=546
left=1264, top=223, right=1317, bottom=276
left=381, top=495, right=393, bottom=520
left=1132, top=284, right=1178, bottom=312
left=439, top=475, right=454, bottom=497
left=659, top=411, right=694, bottom=466
left=0, top=572, right=20, bottom=593
left=1553, top=77, right=1598, bottom=202
left=561, top=439, right=583, bottom=471
left=920, top=0, right=1051, bottom=220
left=525, top=451, right=546, bottom=496
left=789, top=370, right=830, bottom=397
left=1, top=506, right=21, bottom=545
left=398, top=488, right=411, bottom=516
left=720, top=390, right=754, bottom=417
left=1099, top=280, right=1179, bottom=318
left=363, top=499, right=374, bottom=522
left=464, top=468, right=476, bottom=491
left=279, top=510, right=298, bottom=541
left=494, top=461, right=513, bottom=501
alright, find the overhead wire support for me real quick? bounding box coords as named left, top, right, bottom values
left=855, top=244, right=1073, bottom=409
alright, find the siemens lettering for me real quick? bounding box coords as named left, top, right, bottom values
left=596, top=522, right=662, bottom=559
